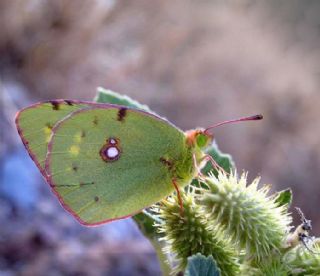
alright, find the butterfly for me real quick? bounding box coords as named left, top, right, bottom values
left=15, top=92, right=262, bottom=226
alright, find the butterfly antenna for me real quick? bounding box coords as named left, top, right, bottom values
left=204, top=114, right=263, bottom=134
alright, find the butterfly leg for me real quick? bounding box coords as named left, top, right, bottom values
left=172, top=178, right=184, bottom=216
left=193, top=153, right=206, bottom=178
left=201, top=154, right=228, bottom=175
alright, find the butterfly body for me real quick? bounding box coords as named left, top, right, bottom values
left=16, top=100, right=210, bottom=225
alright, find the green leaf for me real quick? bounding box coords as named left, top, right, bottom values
left=133, top=210, right=158, bottom=236
left=185, top=253, right=221, bottom=276
left=274, top=188, right=292, bottom=208
left=204, top=143, right=235, bottom=176
left=94, top=87, right=152, bottom=112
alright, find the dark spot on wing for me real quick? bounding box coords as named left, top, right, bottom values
left=50, top=100, right=60, bottom=110
left=79, top=182, right=95, bottom=187
left=50, top=181, right=89, bottom=188
left=50, top=180, right=95, bottom=188
left=93, top=116, right=98, bottom=125
left=72, top=163, right=78, bottom=172
left=64, top=100, right=74, bottom=106
left=160, top=157, right=174, bottom=171
left=45, top=122, right=53, bottom=129
left=94, top=196, right=99, bottom=202
left=117, top=107, right=127, bottom=122
left=52, top=184, right=79, bottom=187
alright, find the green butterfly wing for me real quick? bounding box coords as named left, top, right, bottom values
left=46, top=106, right=194, bottom=225
left=15, top=100, right=90, bottom=178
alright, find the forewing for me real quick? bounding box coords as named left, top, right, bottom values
left=15, top=100, right=91, bottom=177
left=46, top=106, right=187, bottom=225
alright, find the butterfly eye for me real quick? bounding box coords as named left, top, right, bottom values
left=196, top=133, right=212, bottom=149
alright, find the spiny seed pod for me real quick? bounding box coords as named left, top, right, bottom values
left=240, top=256, right=288, bottom=276
left=239, top=263, right=260, bottom=276
left=156, top=191, right=239, bottom=276
left=199, top=172, right=291, bottom=260
left=256, top=256, right=289, bottom=276
left=283, top=239, right=320, bottom=275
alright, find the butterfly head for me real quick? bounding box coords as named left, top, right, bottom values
left=186, top=114, right=263, bottom=150
left=186, top=129, right=213, bottom=150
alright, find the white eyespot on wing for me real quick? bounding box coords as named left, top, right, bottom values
left=107, top=147, right=119, bottom=159
left=109, top=138, right=117, bottom=145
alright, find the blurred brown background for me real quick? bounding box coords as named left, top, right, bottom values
left=1, top=1, right=320, bottom=275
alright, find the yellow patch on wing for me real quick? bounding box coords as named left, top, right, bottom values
left=69, top=145, right=80, bottom=156
left=74, top=133, right=82, bottom=143
left=44, top=126, right=52, bottom=142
